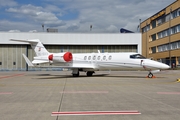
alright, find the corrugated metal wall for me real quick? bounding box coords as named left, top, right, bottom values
left=0, top=44, right=137, bottom=71
left=0, top=45, right=26, bottom=71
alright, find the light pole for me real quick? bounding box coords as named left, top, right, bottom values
left=169, top=7, right=172, bottom=67
left=139, top=19, right=141, bottom=32
left=42, top=24, right=44, bottom=32
left=146, top=22, right=148, bottom=58
left=90, top=25, right=92, bottom=31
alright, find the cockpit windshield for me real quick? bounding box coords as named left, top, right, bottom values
left=130, top=54, right=146, bottom=59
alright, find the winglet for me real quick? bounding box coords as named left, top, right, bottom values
left=22, top=54, right=34, bottom=67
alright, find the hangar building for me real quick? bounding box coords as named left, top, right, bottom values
left=0, top=32, right=141, bottom=71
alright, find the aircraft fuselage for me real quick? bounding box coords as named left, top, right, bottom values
left=50, top=52, right=169, bottom=71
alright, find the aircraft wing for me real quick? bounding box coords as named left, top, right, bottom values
left=22, top=54, right=95, bottom=69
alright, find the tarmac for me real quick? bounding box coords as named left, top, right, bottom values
left=0, top=70, right=180, bottom=120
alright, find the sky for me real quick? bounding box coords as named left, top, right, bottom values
left=0, top=0, right=176, bottom=33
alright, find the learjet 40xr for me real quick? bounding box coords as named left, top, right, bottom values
left=10, top=39, right=170, bottom=78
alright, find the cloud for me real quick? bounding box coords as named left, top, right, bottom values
left=0, top=0, right=17, bottom=7
left=6, top=4, right=66, bottom=27
left=49, top=0, right=175, bottom=32
left=0, top=0, right=176, bottom=32
left=105, top=25, right=118, bottom=33
left=0, top=20, right=41, bottom=32
left=67, top=23, right=80, bottom=31
left=8, top=30, right=21, bottom=32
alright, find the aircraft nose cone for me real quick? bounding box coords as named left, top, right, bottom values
left=144, top=59, right=170, bottom=70
left=161, top=63, right=170, bottom=69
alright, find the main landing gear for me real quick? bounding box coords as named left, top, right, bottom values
left=72, top=69, right=79, bottom=77
left=73, top=71, right=79, bottom=77
left=86, top=71, right=94, bottom=76
left=72, top=69, right=94, bottom=77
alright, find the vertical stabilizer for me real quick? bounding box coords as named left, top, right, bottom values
left=10, top=39, right=49, bottom=56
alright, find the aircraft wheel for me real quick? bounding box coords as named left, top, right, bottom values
left=73, top=71, right=79, bottom=77
left=148, top=72, right=153, bottom=78
left=87, top=71, right=94, bottom=76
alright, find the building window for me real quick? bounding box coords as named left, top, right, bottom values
left=157, top=29, right=169, bottom=39
left=178, top=25, right=180, bottom=32
left=142, top=27, right=146, bottom=33
left=151, top=34, right=156, bottom=41
left=157, top=32, right=162, bottom=39
left=147, top=24, right=150, bottom=31
left=171, top=42, right=178, bottom=50
left=165, top=14, right=170, bottom=22
left=157, top=40, right=180, bottom=52
left=170, top=25, right=180, bottom=34
left=151, top=47, right=156, bottom=53
left=171, top=9, right=178, bottom=19
left=142, top=24, right=150, bottom=33
left=178, top=8, right=180, bottom=16
left=151, top=20, right=156, bottom=29
left=157, top=15, right=166, bottom=26
left=178, top=41, right=180, bottom=48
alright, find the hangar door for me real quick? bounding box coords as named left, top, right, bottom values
left=0, top=44, right=137, bottom=71
left=0, top=45, right=27, bottom=71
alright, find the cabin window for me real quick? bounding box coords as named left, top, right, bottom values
left=97, top=56, right=100, bottom=60
left=93, top=56, right=96, bottom=60
left=88, top=56, right=91, bottom=60
left=84, top=56, right=87, bottom=60
left=103, top=56, right=106, bottom=60
left=108, top=55, right=112, bottom=60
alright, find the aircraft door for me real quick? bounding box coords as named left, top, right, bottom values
left=140, top=59, right=147, bottom=69
left=141, top=60, right=144, bottom=66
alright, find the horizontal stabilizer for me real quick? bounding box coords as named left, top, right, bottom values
left=22, top=54, right=34, bottom=67
left=10, top=39, right=40, bottom=43
left=32, top=60, right=49, bottom=64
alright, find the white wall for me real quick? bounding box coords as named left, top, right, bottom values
left=0, top=32, right=141, bottom=53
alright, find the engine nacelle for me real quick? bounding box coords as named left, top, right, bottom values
left=48, top=52, right=73, bottom=62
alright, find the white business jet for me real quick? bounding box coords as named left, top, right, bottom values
left=10, top=39, right=170, bottom=78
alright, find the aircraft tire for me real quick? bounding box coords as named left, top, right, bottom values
left=87, top=71, right=93, bottom=76
left=73, top=71, right=79, bottom=77
left=148, top=72, right=153, bottom=78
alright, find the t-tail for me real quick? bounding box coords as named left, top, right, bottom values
left=10, top=39, right=49, bottom=56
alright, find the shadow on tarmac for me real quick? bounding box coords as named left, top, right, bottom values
left=29, top=73, right=165, bottom=79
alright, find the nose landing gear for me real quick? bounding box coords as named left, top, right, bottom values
left=147, top=72, right=156, bottom=78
